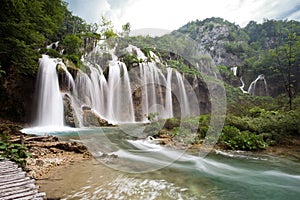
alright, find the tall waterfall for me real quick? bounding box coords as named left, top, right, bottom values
left=33, top=45, right=199, bottom=127
left=34, top=55, right=64, bottom=127
left=106, top=61, right=135, bottom=123
left=165, top=68, right=174, bottom=118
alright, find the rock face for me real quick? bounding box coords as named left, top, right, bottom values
left=0, top=69, right=35, bottom=122
left=82, top=109, right=111, bottom=127
left=178, top=18, right=247, bottom=67
left=63, top=93, right=79, bottom=127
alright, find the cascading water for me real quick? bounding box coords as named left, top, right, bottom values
left=70, top=45, right=195, bottom=125
left=138, top=62, right=168, bottom=121
left=248, top=74, right=269, bottom=96
left=106, top=61, right=135, bottom=123
left=231, top=66, right=238, bottom=76
left=165, top=68, right=174, bottom=118
left=239, top=77, right=248, bottom=93
left=30, top=45, right=199, bottom=127
left=34, top=55, right=64, bottom=127
left=174, top=71, right=191, bottom=117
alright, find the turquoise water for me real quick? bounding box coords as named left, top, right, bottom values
left=34, top=127, right=300, bottom=200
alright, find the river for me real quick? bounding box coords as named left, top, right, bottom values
left=27, top=127, right=300, bottom=200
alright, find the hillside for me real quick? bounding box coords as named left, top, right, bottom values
left=175, top=17, right=300, bottom=97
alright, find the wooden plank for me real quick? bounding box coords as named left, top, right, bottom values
left=0, top=160, right=46, bottom=199
left=1, top=189, right=39, bottom=200
left=14, top=193, right=46, bottom=200
left=0, top=179, right=35, bottom=190
left=0, top=168, right=22, bottom=175
left=0, top=185, right=38, bottom=197
left=0, top=172, right=26, bottom=183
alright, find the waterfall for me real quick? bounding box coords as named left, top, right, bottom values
left=239, top=77, right=248, bottom=93
left=32, top=45, right=200, bottom=127
left=138, top=62, right=167, bottom=121
left=174, top=71, right=191, bottom=117
left=106, top=61, right=135, bottom=123
left=230, top=67, right=238, bottom=76
left=165, top=68, right=173, bottom=118
left=248, top=74, right=269, bottom=96
left=34, top=55, right=64, bottom=127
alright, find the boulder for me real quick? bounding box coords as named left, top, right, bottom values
left=82, top=109, right=111, bottom=127
left=63, top=94, right=79, bottom=127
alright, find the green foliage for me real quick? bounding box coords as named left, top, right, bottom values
left=46, top=48, right=62, bottom=58
left=64, top=54, right=82, bottom=69
left=0, top=133, right=31, bottom=168
left=167, top=59, right=200, bottom=76
left=171, top=127, right=197, bottom=144
left=219, top=126, right=267, bottom=150
left=99, top=16, right=117, bottom=40
left=121, top=53, right=142, bottom=68
left=225, top=105, right=300, bottom=146
left=223, top=42, right=249, bottom=59
left=146, top=112, right=159, bottom=122
left=122, top=22, right=131, bottom=36
left=62, top=34, right=83, bottom=56
left=0, top=0, right=69, bottom=76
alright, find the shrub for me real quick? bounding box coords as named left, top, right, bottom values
left=0, top=133, right=31, bottom=168
left=219, top=125, right=267, bottom=150
left=65, top=54, right=82, bottom=68
left=46, top=48, right=62, bottom=58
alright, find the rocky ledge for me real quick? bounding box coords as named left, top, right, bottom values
left=0, top=121, right=91, bottom=180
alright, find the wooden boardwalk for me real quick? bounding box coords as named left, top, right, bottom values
left=0, top=159, right=46, bottom=200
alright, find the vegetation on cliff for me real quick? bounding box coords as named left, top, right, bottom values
left=0, top=0, right=100, bottom=121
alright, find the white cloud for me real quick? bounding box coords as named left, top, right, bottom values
left=65, top=0, right=111, bottom=23
left=65, top=0, right=300, bottom=31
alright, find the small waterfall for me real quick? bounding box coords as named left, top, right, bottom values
left=239, top=77, right=248, bottom=93
left=248, top=74, right=269, bottom=96
left=126, top=45, right=147, bottom=60
left=34, top=55, right=64, bottom=127
left=47, top=41, right=59, bottom=50
left=231, top=67, right=238, bottom=76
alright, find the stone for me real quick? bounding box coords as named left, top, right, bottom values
left=63, top=94, right=79, bottom=127
left=81, top=105, right=91, bottom=111
left=82, top=110, right=111, bottom=127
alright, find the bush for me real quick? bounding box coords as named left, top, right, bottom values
left=164, top=118, right=180, bottom=130
left=219, top=125, right=267, bottom=150
left=62, top=34, right=83, bottom=56
left=46, top=48, right=62, bottom=58
left=0, top=133, right=31, bottom=167
left=121, top=53, right=141, bottom=68
left=64, top=54, right=82, bottom=68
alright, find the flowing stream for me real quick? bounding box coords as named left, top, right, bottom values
left=37, top=127, right=300, bottom=200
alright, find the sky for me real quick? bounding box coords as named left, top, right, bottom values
left=65, top=0, right=300, bottom=32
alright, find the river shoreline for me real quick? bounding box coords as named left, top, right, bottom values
left=1, top=120, right=300, bottom=199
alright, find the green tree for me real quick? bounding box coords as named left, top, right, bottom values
left=122, top=22, right=131, bottom=37
left=99, top=16, right=117, bottom=39
left=62, top=34, right=83, bottom=56
left=269, top=28, right=300, bottom=109
left=0, top=0, right=68, bottom=75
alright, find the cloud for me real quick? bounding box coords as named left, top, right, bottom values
left=65, top=0, right=300, bottom=31
left=65, top=0, right=111, bottom=23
